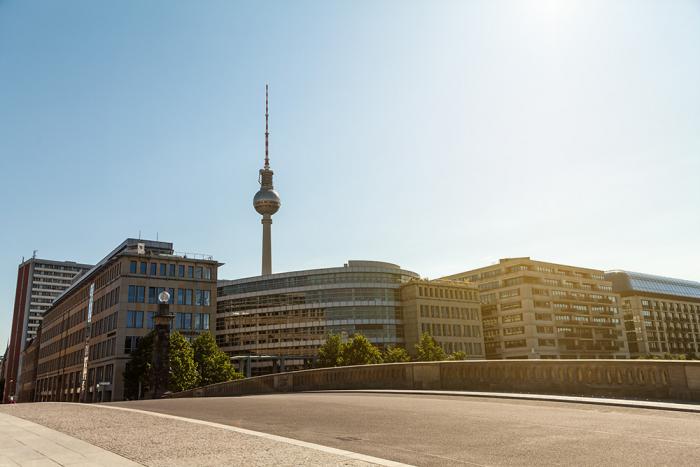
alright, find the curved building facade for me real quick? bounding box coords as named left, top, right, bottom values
left=215, top=261, right=419, bottom=367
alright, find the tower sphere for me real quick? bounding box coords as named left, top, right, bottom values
left=254, top=188, right=281, bottom=215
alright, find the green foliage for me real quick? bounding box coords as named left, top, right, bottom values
left=448, top=351, right=467, bottom=361
left=192, top=332, right=243, bottom=386
left=318, top=333, right=386, bottom=367
left=123, top=331, right=155, bottom=400
left=341, top=334, right=383, bottom=366
left=383, top=345, right=411, bottom=363
left=318, top=333, right=344, bottom=367
left=415, top=332, right=446, bottom=362
left=168, top=331, right=200, bottom=392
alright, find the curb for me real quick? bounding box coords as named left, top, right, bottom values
left=308, top=389, right=700, bottom=413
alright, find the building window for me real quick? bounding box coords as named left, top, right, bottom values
left=150, top=263, right=157, bottom=276
left=187, top=266, right=194, bottom=278
left=178, top=265, right=185, bottom=277
left=124, top=336, right=141, bottom=354
left=176, top=313, right=193, bottom=330
left=503, top=326, right=524, bottom=336
left=129, top=261, right=137, bottom=273
left=502, top=313, right=523, bottom=323
left=127, top=311, right=143, bottom=328
left=128, top=286, right=145, bottom=303
left=148, top=287, right=158, bottom=304
left=203, top=290, right=210, bottom=306
left=168, top=288, right=175, bottom=304
left=169, top=264, right=176, bottom=277
left=194, top=313, right=210, bottom=330
left=177, top=289, right=184, bottom=305
left=499, top=289, right=520, bottom=299
left=195, top=267, right=203, bottom=279
left=160, top=263, right=167, bottom=276
left=203, top=267, right=211, bottom=280
left=140, top=262, right=147, bottom=274
left=185, top=289, right=193, bottom=305
left=147, top=312, right=155, bottom=329
left=195, top=290, right=203, bottom=306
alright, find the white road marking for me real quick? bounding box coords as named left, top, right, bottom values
left=95, top=404, right=414, bottom=467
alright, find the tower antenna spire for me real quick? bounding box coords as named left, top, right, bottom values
left=264, top=84, right=270, bottom=169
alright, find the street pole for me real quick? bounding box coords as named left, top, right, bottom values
left=151, top=290, right=174, bottom=399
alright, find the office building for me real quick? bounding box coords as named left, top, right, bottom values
left=606, top=270, right=700, bottom=358
left=443, top=258, right=629, bottom=359
left=16, top=335, right=39, bottom=403
left=216, top=261, right=418, bottom=373
left=400, top=279, right=484, bottom=358
left=3, top=257, right=91, bottom=403
left=216, top=261, right=487, bottom=374
left=33, top=239, right=218, bottom=402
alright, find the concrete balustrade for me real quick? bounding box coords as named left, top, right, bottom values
left=170, top=360, right=700, bottom=402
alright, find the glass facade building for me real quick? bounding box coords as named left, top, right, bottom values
left=216, top=261, right=419, bottom=370
left=606, top=271, right=700, bottom=357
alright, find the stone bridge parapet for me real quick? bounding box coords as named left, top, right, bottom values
left=170, top=360, right=700, bottom=402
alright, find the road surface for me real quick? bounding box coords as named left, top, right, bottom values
left=109, top=392, right=700, bottom=466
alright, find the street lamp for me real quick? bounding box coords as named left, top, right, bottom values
left=150, top=290, right=175, bottom=399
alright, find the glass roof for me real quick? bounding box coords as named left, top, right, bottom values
left=606, top=270, right=700, bottom=299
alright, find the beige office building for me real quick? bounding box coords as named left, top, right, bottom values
left=443, top=258, right=629, bottom=359
left=400, top=279, right=484, bottom=358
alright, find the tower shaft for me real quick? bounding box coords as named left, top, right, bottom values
left=261, top=215, right=272, bottom=276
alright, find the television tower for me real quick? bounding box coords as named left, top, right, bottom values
left=253, top=84, right=281, bottom=275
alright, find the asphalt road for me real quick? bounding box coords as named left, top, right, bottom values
left=109, top=393, right=700, bottom=466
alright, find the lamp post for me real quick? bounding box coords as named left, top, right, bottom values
left=151, top=290, right=174, bottom=399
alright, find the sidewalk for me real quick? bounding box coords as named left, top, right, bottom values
left=0, top=410, right=140, bottom=467
left=0, top=403, right=388, bottom=466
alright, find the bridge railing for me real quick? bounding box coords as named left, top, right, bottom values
left=169, top=360, right=700, bottom=402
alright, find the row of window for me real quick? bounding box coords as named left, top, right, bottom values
left=35, top=363, right=114, bottom=403
left=127, top=286, right=211, bottom=306
left=420, top=323, right=482, bottom=338
left=126, top=310, right=210, bottom=331
left=417, top=286, right=478, bottom=301
left=418, top=305, right=480, bottom=321
left=90, top=337, right=116, bottom=361
left=129, top=261, right=212, bottom=280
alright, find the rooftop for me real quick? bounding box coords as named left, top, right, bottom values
left=218, top=260, right=418, bottom=288
left=605, top=270, right=700, bottom=300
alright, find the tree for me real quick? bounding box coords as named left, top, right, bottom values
left=341, top=334, right=383, bottom=366
left=318, top=333, right=344, bottom=367
left=448, top=351, right=467, bottom=361
left=383, top=345, right=411, bottom=363
left=192, top=332, right=243, bottom=386
left=168, top=331, right=200, bottom=392
left=415, top=332, right=446, bottom=362
left=123, top=331, right=155, bottom=400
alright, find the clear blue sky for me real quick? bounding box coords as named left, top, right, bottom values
left=1, top=0, right=699, bottom=348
